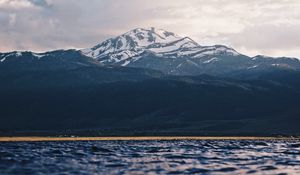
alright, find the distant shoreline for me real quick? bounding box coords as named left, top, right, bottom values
left=0, top=136, right=299, bottom=142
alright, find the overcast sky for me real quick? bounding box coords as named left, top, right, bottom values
left=0, top=0, right=300, bottom=58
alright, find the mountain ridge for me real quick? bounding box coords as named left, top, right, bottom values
left=1, top=28, right=300, bottom=135
left=1, top=27, right=300, bottom=77
left=80, top=27, right=300, bottom=76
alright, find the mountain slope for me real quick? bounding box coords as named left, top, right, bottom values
left=81, top=27, right=199, bottom=63
left=0, top=49, right=102, bottom=72
left=1, top=27, right=300, bottom=136
left=81, top=27, right=300, bottom=76
left=1, top=68, right=300, bottom=135
left=1, top=27, right=300, bottom=77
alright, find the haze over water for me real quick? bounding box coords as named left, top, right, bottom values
left=1, top=139, right=300, bottom=175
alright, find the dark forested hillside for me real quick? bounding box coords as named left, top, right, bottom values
left=1, top=65, right=300, bottom=136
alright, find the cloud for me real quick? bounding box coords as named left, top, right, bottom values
left=0, top=0, right=33, bottom=9
left=0, top=0, right=49, bottom=9
left=0, top=0, right=299, bottom=58
left=28, top=0, right=49, bottom=7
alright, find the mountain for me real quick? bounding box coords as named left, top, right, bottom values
left=1, top=27, right=300, bottom=77
left=81, top=27, right=300, bottom=76
left=1, top=27, right=300, bottom=136
left=0, top=49, right=101, bottom=72
left=81, top=27, right=202, bottom=63
left=1, top=67, right=300, bottom=136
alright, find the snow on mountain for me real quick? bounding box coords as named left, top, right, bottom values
left=0, top=51, right=47, bottom=62
left=81, top=27, right=240, bottom=65
left=81, top=27, right=188, bottom=62
left=1, top=27, right=300, bottom=76
left=79, top=27, right=300, bottom=75
left=0, top=50, right=101, bottom=71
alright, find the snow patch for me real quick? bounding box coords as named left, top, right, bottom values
left=0, top=57, right=6, bottom=62
left=203, top=57, right=219, bottom=64
left=15, top=52, right=22, bottom=57
left=121, top=60, right=131, bottom=66
left=33, top=53, right=45, bottom=59
left=176, top=63, right=182, bottom=68
left=247, top=65, right=258, bottom=69
left=187, top=60, right=199, bottom=67
left=272, top=64, right=281, bottom=66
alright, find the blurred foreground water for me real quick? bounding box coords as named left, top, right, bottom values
left=0, top=139, right=300, bottom=174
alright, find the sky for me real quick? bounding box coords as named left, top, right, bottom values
left=0, top=0, right=300, bottom=58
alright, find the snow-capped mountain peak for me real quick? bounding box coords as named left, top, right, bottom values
left=1, top=27, right=300, bottom=76
left=124, top=27, right=182, bottom=46
left=81, top=27, right=202, bottom=63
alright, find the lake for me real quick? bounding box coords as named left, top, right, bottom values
left=0, top=138, right=300, bottom=174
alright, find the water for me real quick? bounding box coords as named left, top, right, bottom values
left=0, top=140, right=300, bottom=174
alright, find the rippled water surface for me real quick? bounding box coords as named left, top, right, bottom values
left=1, top=139, right=300, bottom=174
